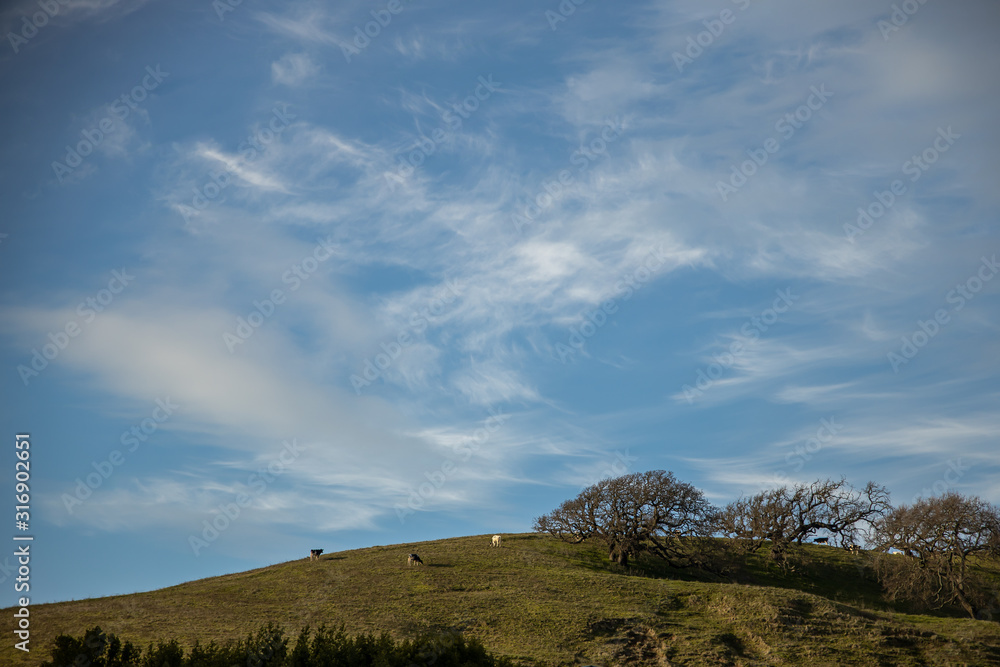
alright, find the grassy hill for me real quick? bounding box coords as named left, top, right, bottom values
left=7, top=533, right=1000, bottom=666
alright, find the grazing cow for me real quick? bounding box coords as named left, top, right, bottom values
left=813, top=537, right=829, bottom=545
left=309, top=549, right=324, bottom=561
left=491, top=534, right=502, bottom=548
left=407, top=553, right=424, bottom=566
left=844, top=543, right=862, bottom=555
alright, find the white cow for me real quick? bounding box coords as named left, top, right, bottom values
left=491, top=534, right=502, bottom=548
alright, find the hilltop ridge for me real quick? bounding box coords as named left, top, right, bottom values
left=7, top=533, right=1000, bottom=666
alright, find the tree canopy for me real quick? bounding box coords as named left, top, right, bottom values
left=534, top=470, right=715, bottom=568
left=717, top=478, right=891, bottom=564
left=871, top=492, right=1000, bottom=619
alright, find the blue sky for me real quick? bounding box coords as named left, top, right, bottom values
left=1, top=0, right=998, bottom=606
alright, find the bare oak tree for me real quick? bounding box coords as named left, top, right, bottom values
left=717, top=478, right=891, bottom=565
left=534, top=470, right=715, bottom=568
left=871, top=492, right=1000, bottom=619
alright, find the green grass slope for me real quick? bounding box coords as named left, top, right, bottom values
left=6, top=533, right=1000, bottom=666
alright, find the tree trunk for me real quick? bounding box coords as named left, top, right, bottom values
left=957, top=594, right=977, bottom=620
left=609, top=546, right=628, bottom=567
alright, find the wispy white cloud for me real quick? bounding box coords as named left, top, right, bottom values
left=8, top=0, right=1000, bottom=559
left=271, top=52, right=319, bottom=86
left=254, top=7, right=343, bottom=47
left=194, top=144, right=290, bottom=193
left=1, top=0, right=150, bottom=27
